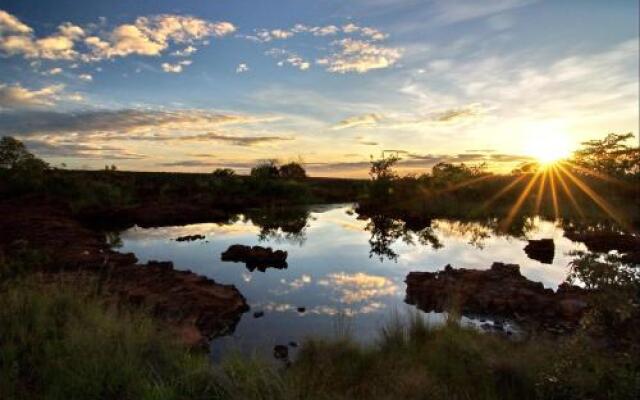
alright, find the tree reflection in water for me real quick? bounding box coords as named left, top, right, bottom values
left=365, top=214, right=442, bottom=262
left=364, top=213, right=554, bottom=262
left=245, top=206, right=311, bottom=246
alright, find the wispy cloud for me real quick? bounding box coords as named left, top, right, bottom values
left=333, top=113, right=383, bottom=130
left=0, top=109, right=278, bottom=136
left=23, top=139, right=147, bottom=160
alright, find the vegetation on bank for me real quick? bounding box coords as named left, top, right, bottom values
left=0, top=137, right=366, bottom=216
left=1, top=277, right=637, bottom=399
left=359, top=133, right=640, bottom=230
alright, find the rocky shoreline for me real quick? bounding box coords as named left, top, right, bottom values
left=405, top=262, right=590, bottom=333
left=0, top=198, right=249, bottom=347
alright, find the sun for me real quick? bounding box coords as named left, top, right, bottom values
left=525, top=130, right=572, bottom=166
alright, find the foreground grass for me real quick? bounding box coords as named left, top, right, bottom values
left=1, top=274, right=637, bottom=400
left=0, top=275, right=228, bottom=400
left=289, top=314, right=639, bottom=400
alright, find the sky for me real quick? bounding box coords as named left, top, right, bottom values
left=0, top=0, right=638, bottom=177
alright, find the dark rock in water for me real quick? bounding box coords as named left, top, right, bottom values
left=297, top=307, right=306, bottom=313
left=273, top=345, right=289, bottom=360
left=288, top=341, right=299, bottom=348
left=221, top=244, right=288, bottom=272
left=253, top=311, right=265, bottom=318
left=175, top=234, right=205, bottom=242
left=405, top=262, right=590, bottom=332
left=524, top=239, right=555, bottom=264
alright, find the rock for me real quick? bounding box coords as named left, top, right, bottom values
left=221, top=244, right=288, bottom=272
left=0, top=199, right=250, bottom=348
left=253, top=311, right=265, bottom=318
left=108, top=261, right=249, bottom=347
left=297, top=307, right=306, bottom=313
left=405, top=262, right=590, bottom=333
left=524, top=239, right=555, bottom=264
left=273, top=345, right=289, bottom=360
left=175, top=234, right=205, bottom=242
left=147, top=260, right=173, bottom=270
left=288, top=341, right=299, bottom=348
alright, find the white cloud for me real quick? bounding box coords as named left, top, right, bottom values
left=162, top=62, right=181, bottom=73
left=270, top=29, right=293, bottom=39
left=0, top=83, right=64, bottom=108
left=78, top=73, right=93, bottom=81
left=266, top=48, right=310, bottom=71
left=160, top=59, right=192, bottom=73
left=0, top=10, right=234, bottom=62
left=46, top=67, right=63, bottom=75
left=236, top=63, right=249, bottom=73
left=0, top=10, right=32, bottom=34
left=321, top=38, right=403, bottom=73
left=0, top=12, right=87, bottom=60
left=57, top=22, right=85, bottom=40
left=310, top=25, right=339, bottom=36
left=172, top=45, right=197, bottom=56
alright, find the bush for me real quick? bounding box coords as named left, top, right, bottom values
left=279, top=162, right=307, bottom=179
left=212, top=168, right=236, bottom=179
left=250, top=160, right=280, bottom=179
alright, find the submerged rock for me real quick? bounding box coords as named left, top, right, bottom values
left=273, top=345, right=289, bottom=360
left=221, top=244, right=288, bottom=272
left=524, top=239, right=555, bottom=264
left=405, top=262, right=590, bottom=332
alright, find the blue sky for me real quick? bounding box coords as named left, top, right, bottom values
left=0, top=0, right=637, bottom=176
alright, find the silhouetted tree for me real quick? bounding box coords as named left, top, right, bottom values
left=251, top=160, right=280, bottom=179
left=212, top=168, right=236, bottom=178
left=279, top=162, right=307, bottom=179
left=431, top=162, right=488, bottom=185
left=572, top=133, right=640, bottom=177
left=0, top=136, right=48, bottom=171
left=368, top=155, right=400, bottom=202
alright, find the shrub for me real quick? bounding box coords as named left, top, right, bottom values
left=212, top=168, right=237, bottom=179
left=251, top=160, right=280, bottom=179
left=279, top=162, right=307, bottom=179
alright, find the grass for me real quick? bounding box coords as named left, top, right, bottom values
left=1, top=249, right=637, bottom=400
left=0, top=275, right=227, bottom=400
left=287, top=312, right=639, bottom=400
left=2, top=274, right=637, bottom=400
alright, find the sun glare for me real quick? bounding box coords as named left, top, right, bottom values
left=526, top=130, right=572, bottom=166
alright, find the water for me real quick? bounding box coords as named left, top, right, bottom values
left=116, top=204, right=587, bottom=359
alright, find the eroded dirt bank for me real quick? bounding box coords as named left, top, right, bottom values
left=0, top=197, right=249, bottom=347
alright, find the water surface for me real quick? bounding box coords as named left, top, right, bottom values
left=117, top=204, right=587, bottom=359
